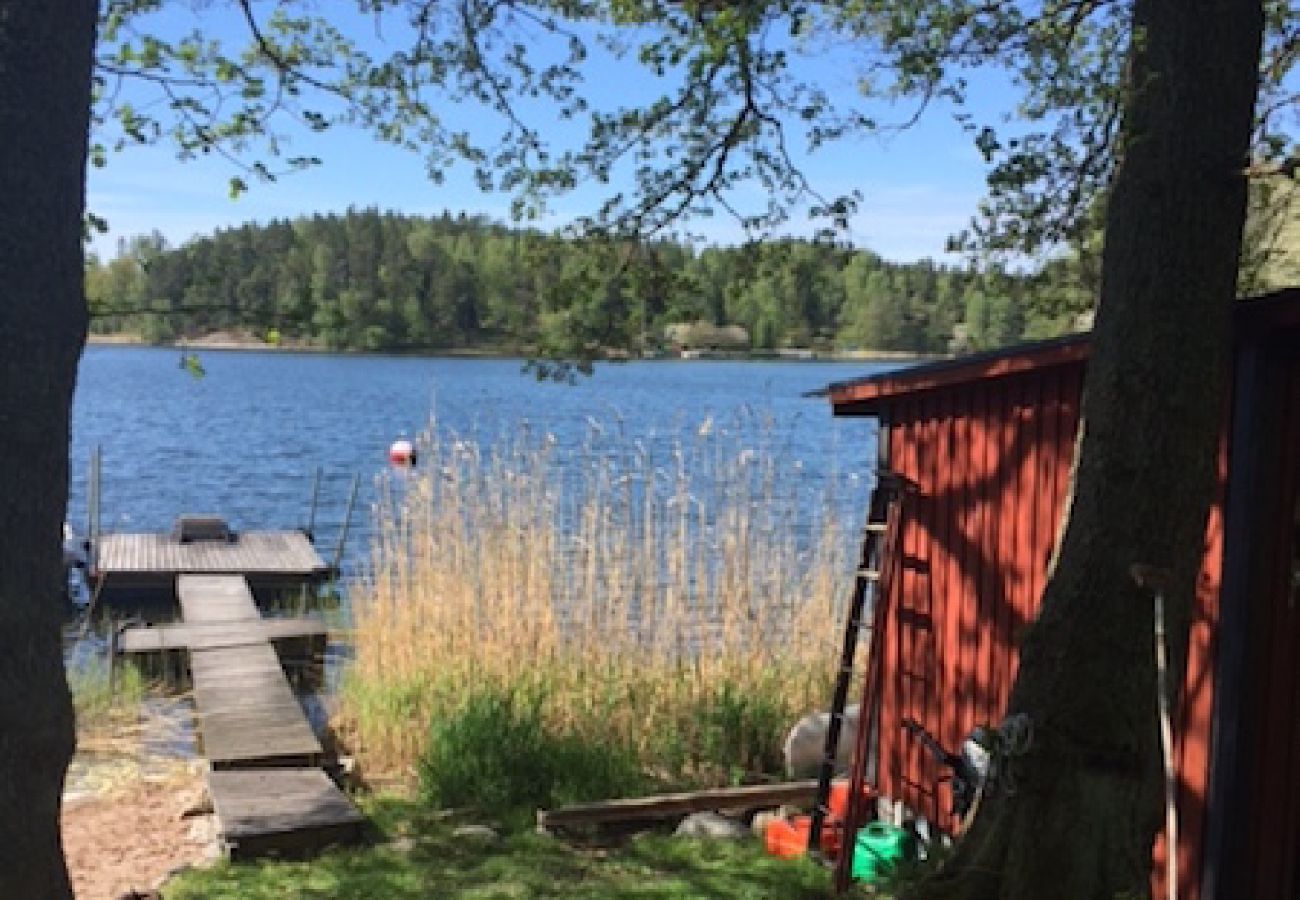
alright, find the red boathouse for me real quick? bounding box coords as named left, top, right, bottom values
left=825, top=287, right=1300, bottom=899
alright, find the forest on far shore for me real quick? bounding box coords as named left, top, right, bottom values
left=86, top=200, right=1297, bottom=357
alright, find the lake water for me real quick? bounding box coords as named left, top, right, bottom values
left=70, top=347, right=889, bottom=580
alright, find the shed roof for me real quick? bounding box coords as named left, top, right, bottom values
left=828, top=287, right=1300, bottom=417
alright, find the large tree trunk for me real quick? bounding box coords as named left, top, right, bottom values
left=0, top=3, right=97, bottom=897
left=912, top=2, right=1263, bottom=898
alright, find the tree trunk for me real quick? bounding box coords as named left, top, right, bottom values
left=0, top=3, right=97, bottom=897
left=911, top=2, right=1263, bottom=898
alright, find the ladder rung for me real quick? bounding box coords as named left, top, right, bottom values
left=864, top=522, right=888, bottom=533
left=857, top=568, right=881, bottom=580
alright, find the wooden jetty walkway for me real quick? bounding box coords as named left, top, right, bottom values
left=118, top=573, right=361, bottom=860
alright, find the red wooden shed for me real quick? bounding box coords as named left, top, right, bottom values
left=825, top=287, right=1300, bottom=899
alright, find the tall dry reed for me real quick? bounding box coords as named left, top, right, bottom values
left=339, top=410, right=861, bottom=783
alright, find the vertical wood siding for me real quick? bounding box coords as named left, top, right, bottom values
left=871, top=361, right=1220, bottom=899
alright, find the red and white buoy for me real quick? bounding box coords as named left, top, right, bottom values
left=388, top=437, right=417, bottom=467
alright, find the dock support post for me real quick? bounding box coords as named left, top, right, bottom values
left=87, top=444, right=101, bottom=575
left=305, top=466, right=322, bottom=540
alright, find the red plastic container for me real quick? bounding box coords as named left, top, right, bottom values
left=762, top=780, right=875, bottom=860
left=763, top=814, right=843, bottom=859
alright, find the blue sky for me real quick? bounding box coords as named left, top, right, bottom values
left=87, top=4, right=1013, bottom=263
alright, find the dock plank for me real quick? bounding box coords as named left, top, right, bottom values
left=190, top=643, right=323, bottom=768
left=208, top=769, right=364, bottom=860
left=117, top=617, right=328, bottom=654
left=178, top=574, right=261, bottom=623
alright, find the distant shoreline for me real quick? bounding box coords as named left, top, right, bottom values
left=84, top=332, right=943, bottom=363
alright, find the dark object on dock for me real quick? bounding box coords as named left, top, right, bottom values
left=171, top=515, right=233, bottom=544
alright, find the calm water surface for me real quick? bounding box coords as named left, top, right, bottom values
left=70, top=347, right=890, bottom=578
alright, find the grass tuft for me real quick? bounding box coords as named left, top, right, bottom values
left=418, top=685, right=646, bottom=820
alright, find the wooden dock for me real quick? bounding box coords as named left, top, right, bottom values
left=92, top=525, right=332, bottom=600
left=117, top=573, right=361, bottom=858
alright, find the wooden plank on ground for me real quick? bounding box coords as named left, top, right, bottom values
left=117, top=617, right=328, bottom=653
left=207, top=768, right=363, bottom=860
left=178, top=574, right=259, bottom=623
left=536, top=780, right=822, bottom=830
left=190, top=643, right=322, bottom=768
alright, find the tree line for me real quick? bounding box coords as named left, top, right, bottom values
left=86, top=208, right=1098, bottom=355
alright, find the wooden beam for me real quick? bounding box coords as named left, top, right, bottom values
left=536, top=780, right=820, bottom=830
left=116, top=617, right=328, bottom=654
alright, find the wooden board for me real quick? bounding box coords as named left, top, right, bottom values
left=178, top=574, right=261, bottom=623
left=117, top=617, right=328, bottom=654
left=536, top=780, right=822, bottom=829
left=190, top=643, right=323, bottom=769
left=95, top=530, right=329, bottom=578
left=207, top=768, right=363, bottom=860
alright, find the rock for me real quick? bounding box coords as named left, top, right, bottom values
left=452, top=824, right=500, bottom=842
left=674, top=812, right=749, bottom=840
left=386, top=835, right=419, bottom=853
left=186, top=815, right=219, bottom=844
left=782, top=704, right=860, bottom=778
left=179, top=788, right=213, bottom=819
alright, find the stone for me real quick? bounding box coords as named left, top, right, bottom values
left=674, top=811, right=749, bottom=840
left=782, top=704, right=860, bottom=778
left=179, top=787, right=213, bottom=819
left=186, top=815, right=219, bottom=844
left=386, top=836, right=419, bottom=853
left=452, top=824, right=500, bottom=842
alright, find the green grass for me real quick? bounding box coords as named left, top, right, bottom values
left=419, top=686, right=648, bottom=824
left=165, top=795, right=836, bottom=900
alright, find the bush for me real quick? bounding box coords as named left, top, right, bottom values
left=418, top=686, right=646, bottom=819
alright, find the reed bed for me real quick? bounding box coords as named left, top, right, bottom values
left=340, top=411, right=861, bottom=785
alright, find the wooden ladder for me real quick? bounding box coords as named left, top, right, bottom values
left=807, top=471, right=911, bottom=863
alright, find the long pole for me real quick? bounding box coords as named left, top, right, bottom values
left=88, top=444, right=101, bottom=576
left=305, top=466, right=322, bottom=540
left=331, top=473, right=361, bottom=576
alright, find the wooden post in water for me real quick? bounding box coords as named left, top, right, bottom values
left=87, top=444, right=101, bottom=575
left=331, top=473, right=361, bottom=576
left=305, top=466, right=322, bottom=541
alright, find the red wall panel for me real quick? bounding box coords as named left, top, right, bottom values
left=871, top=362, right=1219, bottom=899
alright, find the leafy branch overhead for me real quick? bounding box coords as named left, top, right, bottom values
left=94, top=1, right=1298, bottom=252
